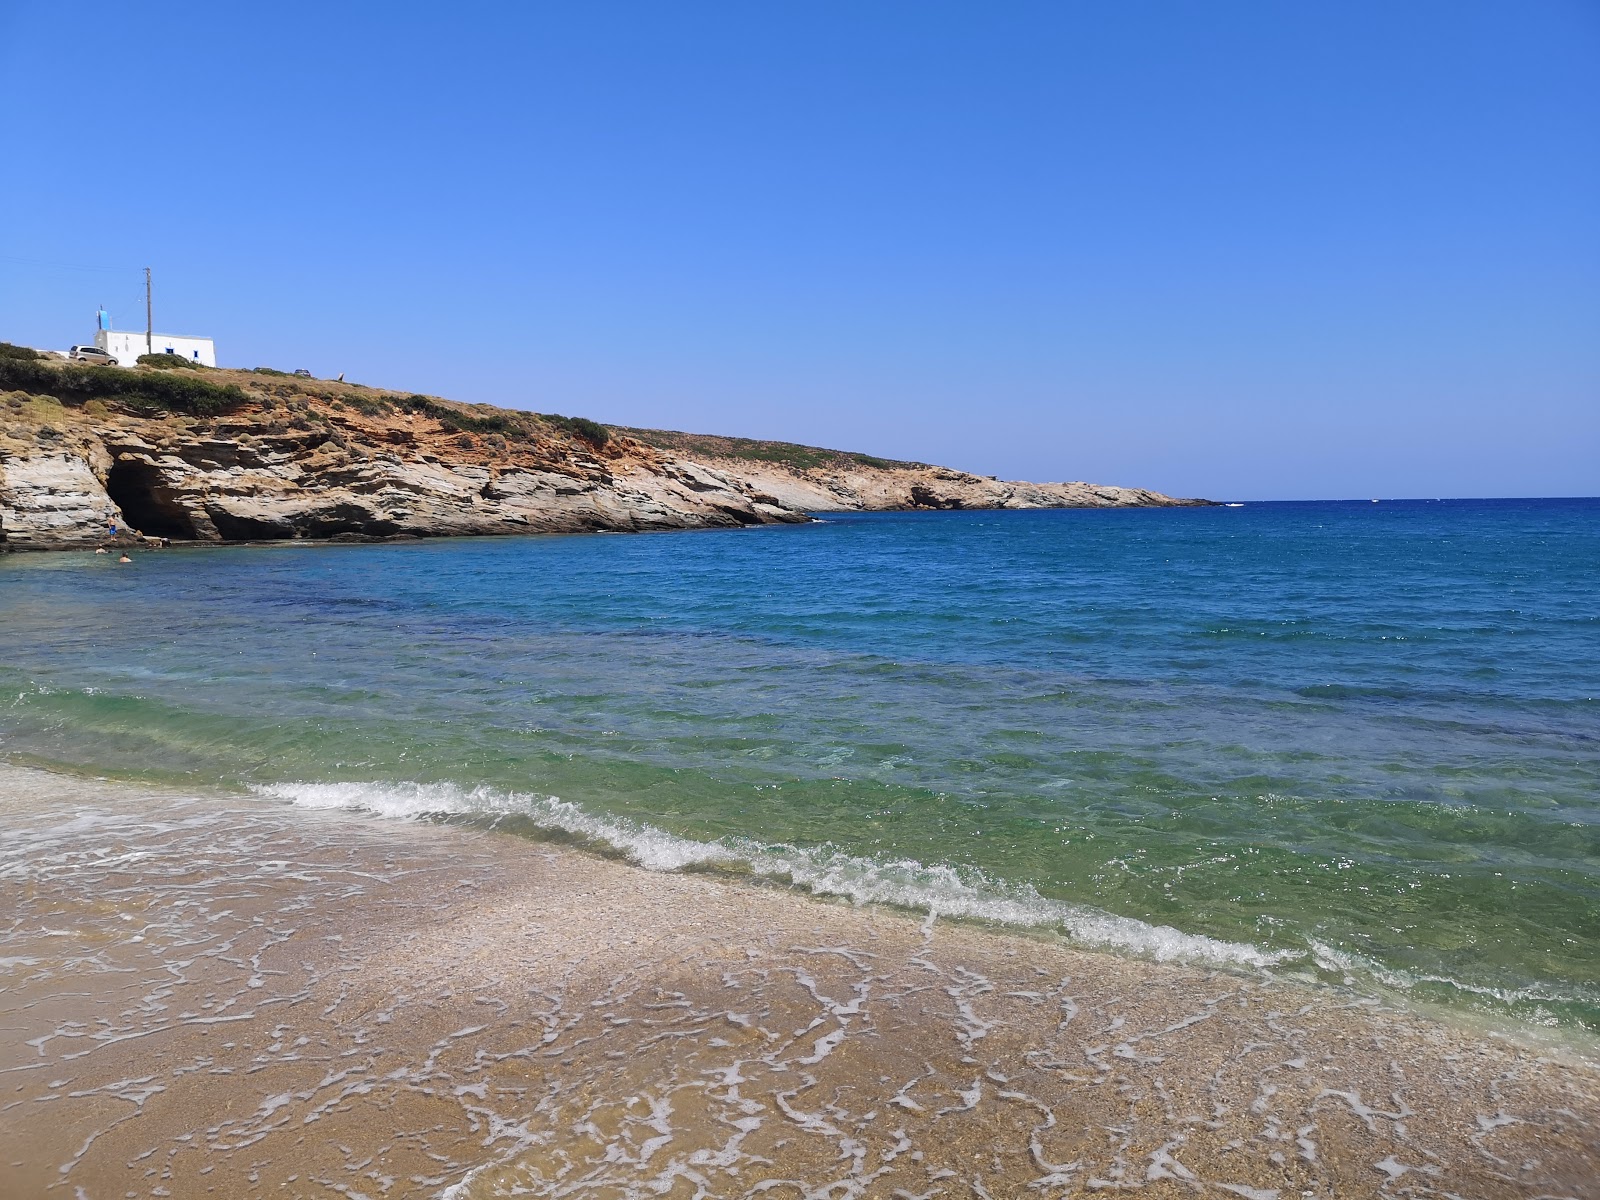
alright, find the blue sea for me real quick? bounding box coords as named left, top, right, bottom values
left=2, top=498, right=1596, bottom=1032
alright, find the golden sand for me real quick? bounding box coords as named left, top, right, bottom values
left=1, top=765, right=1595, bottom=1198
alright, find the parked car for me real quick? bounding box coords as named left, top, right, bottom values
left=68, top=345, right=118, bottom=366
left=292, top=368, right=313, bottom=378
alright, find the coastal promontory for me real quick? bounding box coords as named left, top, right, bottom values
left=0, top=349, right=1207, bottom=550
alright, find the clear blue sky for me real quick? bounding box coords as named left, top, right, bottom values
left=2, top=2, right=1595, bottom=500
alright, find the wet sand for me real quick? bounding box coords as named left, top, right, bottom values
left=2, top=764, right=1596, bottom=1198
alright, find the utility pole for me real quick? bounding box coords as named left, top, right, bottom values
left=144, top=267, right=152, bottom=356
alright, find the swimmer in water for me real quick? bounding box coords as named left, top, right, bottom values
left=118, top=553, right=132, bottom=563
left=95, top=546, right=108, bottom=554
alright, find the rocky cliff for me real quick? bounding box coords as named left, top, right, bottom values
left=616, top=428, right=1200, bottom=513
left=0, top=356, right=1206, bottom=550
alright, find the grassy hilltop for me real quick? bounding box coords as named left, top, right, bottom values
left=611, top=426, right=923, bottom=474
left=0, top=342, right=922, bottom=470
left=1, top=342, right=1203, bottom=551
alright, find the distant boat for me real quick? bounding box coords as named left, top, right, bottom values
left=1371, top=499, right=1380, bottom=503
left=1224, top=503, right=1245, bottom=507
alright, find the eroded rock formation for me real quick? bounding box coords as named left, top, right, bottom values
left=0, top=366, right=1205, bottom=550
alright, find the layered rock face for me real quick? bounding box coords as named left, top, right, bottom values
left=0, top=449, right=125, bottom=546
left=0, top=368, right=1204, bottom=550
left=0, top=424, right=802, bottom=551
left=693, top=458, right=1200, bottom=512
left=611, top=426, right=1210, bottom=513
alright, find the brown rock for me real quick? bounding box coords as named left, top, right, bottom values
left=0, top=369, right=1204, bottom=551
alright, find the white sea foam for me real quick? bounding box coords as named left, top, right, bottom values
left=256, top=779, right=739, bottom=872
left=253, top=779, right=1296, bottom=971
left=1306, top=938, right=1587, bottom=1019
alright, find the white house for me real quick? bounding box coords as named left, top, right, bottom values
left=95, top=329, right=217, bottom=368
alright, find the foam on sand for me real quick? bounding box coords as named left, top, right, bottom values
left=255, top=778, right=1297, bottom=970
left=3, top=763, right=1596, bottom=1200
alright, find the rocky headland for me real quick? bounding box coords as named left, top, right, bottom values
left=0, top=349, right=1207, bottom=550
left=616, top=426, right=1204, bottom=513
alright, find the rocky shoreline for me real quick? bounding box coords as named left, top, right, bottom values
left=0, top=356, right=1208, bottom=550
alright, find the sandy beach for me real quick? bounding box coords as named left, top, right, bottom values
left=7, top=2, right=1596, bottom=1194
left=2, top=763, right=1596, bottom=1198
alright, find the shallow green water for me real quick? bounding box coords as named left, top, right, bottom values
left=3, top=500, right=1597, bottom=1028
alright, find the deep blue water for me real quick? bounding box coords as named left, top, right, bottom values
left=3, top=498, right=1597, bottom=1029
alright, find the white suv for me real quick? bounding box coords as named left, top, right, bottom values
left=69, top=345, right=119, bottom=366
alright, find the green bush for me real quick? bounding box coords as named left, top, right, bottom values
left=252, top=366, right=291, bottom=377
left=396, top=393, right=453, bottom=420
left=732, top=443, right=834, bottom=470
left=394, top=393, right=542, bottom=439
left=137, top=353, right=207, bottom=370
left=0, top=342, right=42, bottom=361
left=346, top=395, right=392, bottom=417
left=610, top=426, right=914, bottom=469
left=0, top=358, right=246, bottom=416
left=543, top=414, right=610, bottom=447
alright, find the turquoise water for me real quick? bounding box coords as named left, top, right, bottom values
left=3, top=500, right=1597, bottom=1029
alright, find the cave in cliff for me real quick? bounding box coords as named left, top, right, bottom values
left=106, top=459, right=200, bottom=540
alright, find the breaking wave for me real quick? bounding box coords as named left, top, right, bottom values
left=252, top=778, right=1295, bottom=971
